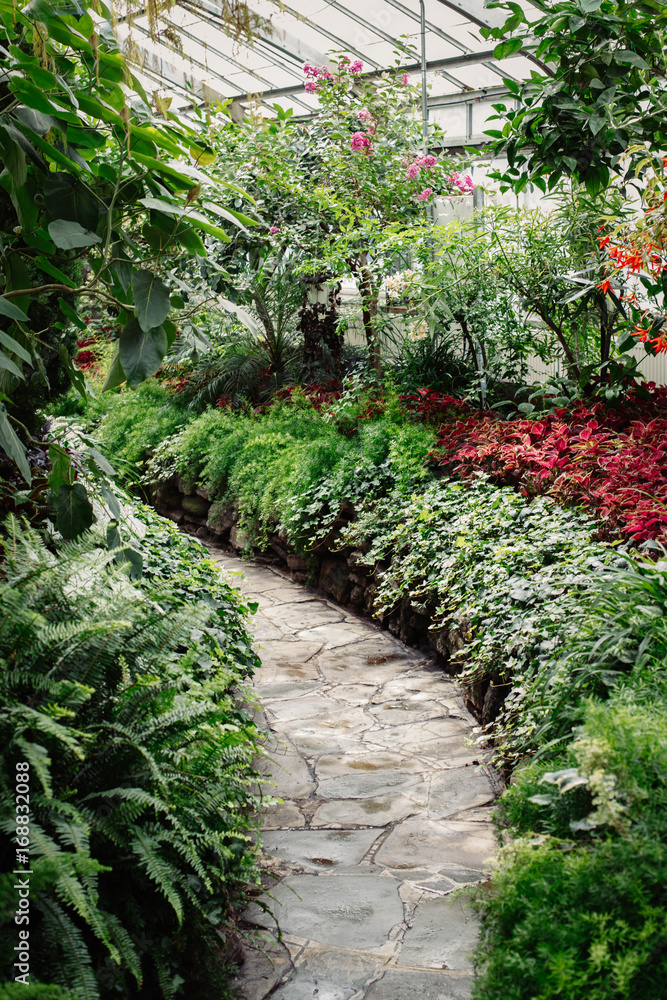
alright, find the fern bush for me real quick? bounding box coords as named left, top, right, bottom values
left=0, top=511, right=262, bottom=999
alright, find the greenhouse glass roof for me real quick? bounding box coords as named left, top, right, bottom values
left=116, top=0, right=542, bottom=144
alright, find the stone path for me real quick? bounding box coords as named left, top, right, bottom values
left=212, top=553, right=498, bottom=1000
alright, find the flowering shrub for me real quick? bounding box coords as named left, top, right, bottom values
left=74, top=336, right=99, bottom=374
left=384, top=269, right=417, bottom=299
left=597, top=152, right=667, bottom=354
left=408, top=318, right=429, bottom=340
left=350, top=131, right=373, bottom=153
left=429, top=391, right=667, bottom=545
left=445, top=171, right=475, bottom=195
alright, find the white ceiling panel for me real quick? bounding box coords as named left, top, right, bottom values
left=115, top=0, right=543, bottom=142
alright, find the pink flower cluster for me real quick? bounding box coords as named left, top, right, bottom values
left=303, top=63, right=333, bottom=93
left=445, top=171, right=475, bottom=194
left=357, top=109, right=377, bottom=135
left=350, top=131, right=373, bottom=152
left=417, top=188, right=434, bottom=201
left=303, top=59, right=363, bottom=93
left=405, top=153, right=437, bottom=179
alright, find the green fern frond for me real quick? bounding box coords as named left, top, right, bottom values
left=39, top=897, right=100, bottom=1000
left=130, top=828, right=185, bottom=922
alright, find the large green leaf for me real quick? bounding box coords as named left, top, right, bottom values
left=34, top=253, right=77, bottom=287
left=119, top=317, right=167, bottom=388
left=107, top=523, right=143, bottom=580
left=3, top=253, right=31, bottom=314
left=48, top=445, right=72, bottom=490
left=493, top=38, right=523, bottom=60
left=43, top=172, right=100, bottom=230
left=111, top=245, right=132, bottom=293
left=48, top=219, right=102, bottom=249
left=103, top=345, right=126, bottom=391
left=132, top=270, right=171, bottom=334
left=54, top=483, right=95, bottom=539
left=0, top=330, right=32, bottom=364
left=0, top=125, right=27, bottom=188
left=0, top=402, right=31, bottom=482
left=137, top=196, right=231, bottom=243
left=0, top=297, right=28, bottom=322
left=614, top=50, right=650, bottom=69
left=0, top=351, right=24, bottom=379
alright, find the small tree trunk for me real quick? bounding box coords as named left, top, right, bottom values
left=355, top=252, right=382, bottom=374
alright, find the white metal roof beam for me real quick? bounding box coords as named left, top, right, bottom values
left=175, top=3, right=314, bottom=111
left=433, top=0, right=551, bottom=74
left=264, top=0, right=384, bottom=69
left=247, top=46, right=527, bottom=101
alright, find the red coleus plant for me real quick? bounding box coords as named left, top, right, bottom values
left=429, top=389, right=667, bottom=545
left=400, top=388, right=472, bottom=423
left=74, top=336, right=99, bottom=374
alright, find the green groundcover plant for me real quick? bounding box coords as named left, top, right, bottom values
left=0, top=502, right=263, bottom=999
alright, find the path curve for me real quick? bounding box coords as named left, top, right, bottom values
left=213, top=553, right=498, bottom=1000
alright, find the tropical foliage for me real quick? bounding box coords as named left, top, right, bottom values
left=482, top=0, right=667, bottom=194
left=0, top=0, right=256, bottom=508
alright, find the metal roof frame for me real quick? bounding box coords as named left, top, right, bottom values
left=120, top=0, right=544, bottom=124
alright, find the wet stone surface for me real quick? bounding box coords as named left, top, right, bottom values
left=211, top=553, right=498, bottom=1000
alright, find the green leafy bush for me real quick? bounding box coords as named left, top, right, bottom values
left=0, top=508, right=262, bottom=999
left=475, top=697, right=667, bottom=1000
left=72, top=382, right=192, bottom=472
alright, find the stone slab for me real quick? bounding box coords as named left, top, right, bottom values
left=317, top=771, right=428, bottom=801
left=261, top=801, right=306, bottom=830
left=367, top=720, right=472, bottom=754
left=253, top=874, right=405, bottom=950
left=231, top=937, right=293, bottom=1000
left=375, top=820, right=495, bottom=871
left=314, top=751, right=426, bottom=780
left=257, top=744, right=316, bottom=799
left=273, top=707, right=374, bottom=740
left=299, top=623, right=377, bottom=648
left=399, top=895, right=479, bottom=971
left=270, top=945, right=381, bottom=1000
left=311, top=794, right=425, bottom=828
left=264, top=601, right=345, bottom=629
left=261, top=829, right=380, bottom=871
left=251, top=618, right=285, bottom=641
left=365, top=970, right=473, bottom=1000
left=257, top=680, right=322, bottom=700
left=266, top=695, right=345, bottom=724
left=328, top=683, right=379, bottom=705
left=428, top=769, right=495, bottom=820
left=369, top=700, right=447, bottom=726
left=316, top=642, right=417, bottom=683
left=268, top=588, right=318, bottom=603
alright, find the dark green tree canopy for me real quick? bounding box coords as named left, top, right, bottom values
left=482, top=0, right=667, bottom=193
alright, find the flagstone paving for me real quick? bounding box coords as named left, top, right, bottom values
left=212, top=553, right=498, bottom=1000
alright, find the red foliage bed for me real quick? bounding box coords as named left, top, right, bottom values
left=426, top=388, right=667, bottom=546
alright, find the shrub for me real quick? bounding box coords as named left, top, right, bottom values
left=475, top=698, right=667, bottom=1000
left=82, top=382, right=193, bottom=472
